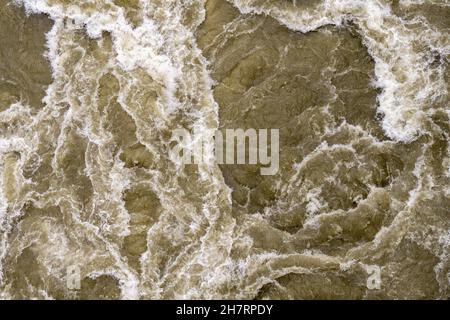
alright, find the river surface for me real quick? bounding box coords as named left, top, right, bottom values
left=0, top=0, right=449, bottom=299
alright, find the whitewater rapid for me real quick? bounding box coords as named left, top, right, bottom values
left=0, top=0, right=448, bottom=299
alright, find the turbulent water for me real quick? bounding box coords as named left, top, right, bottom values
left=0, top=0, right=449, bottom=299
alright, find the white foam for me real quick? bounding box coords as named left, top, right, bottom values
left=230, top=0, right=449, bottom=142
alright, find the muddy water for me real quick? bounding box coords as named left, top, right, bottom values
left=0, top=0, right=449, bottom=299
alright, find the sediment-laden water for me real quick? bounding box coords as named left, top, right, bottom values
left=0, top=0, right=449, bottom=299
